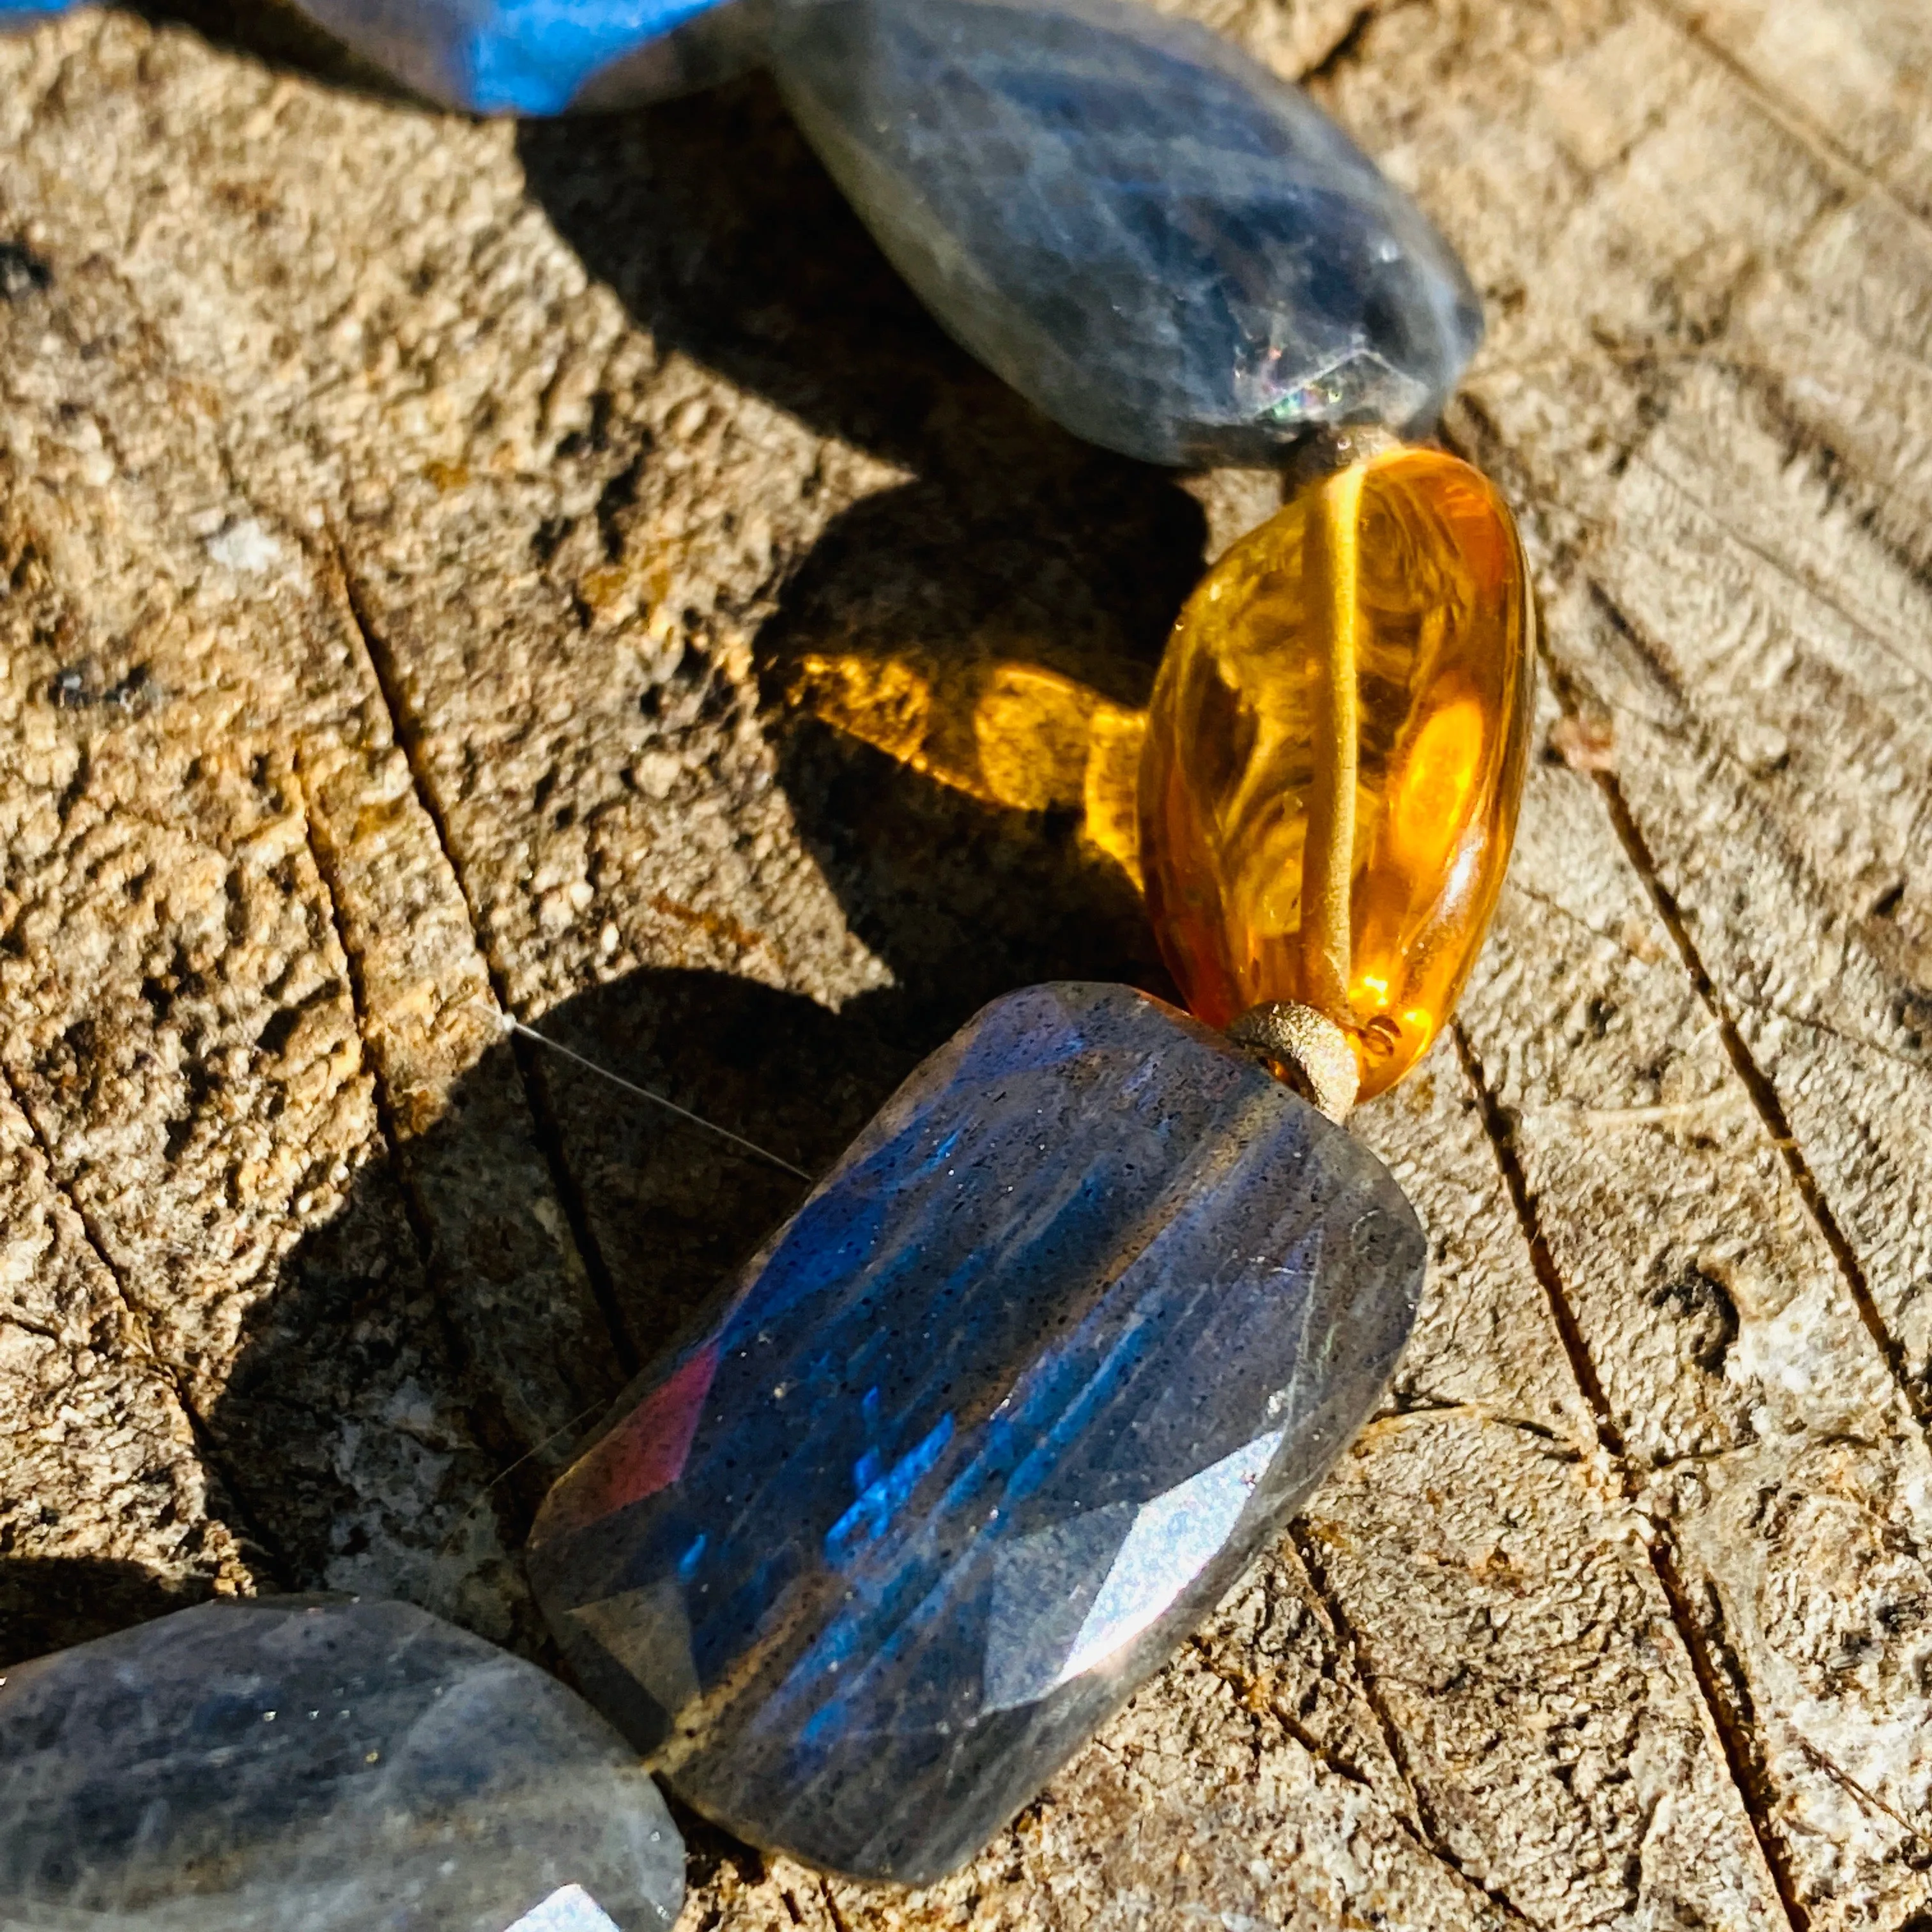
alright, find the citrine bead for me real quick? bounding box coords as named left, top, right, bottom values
left=1139, top=446, right=1533, bottom=1100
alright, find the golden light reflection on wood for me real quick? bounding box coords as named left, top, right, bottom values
left=788, top=650, right=1147, bottom=888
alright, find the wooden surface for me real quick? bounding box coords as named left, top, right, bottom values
left=3, top=2, right=1931, bottom=1926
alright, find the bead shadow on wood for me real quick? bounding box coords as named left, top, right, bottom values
left=0, top=1556, right=206, bottom=1669
left=4, top=16, right=1230, bottom=1726
left=125, top=0, right=418, bottom=101
left=514, top=65, right=1203, bottom=1009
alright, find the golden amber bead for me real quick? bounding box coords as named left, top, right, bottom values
left=1139, top=445, right=1533, bottom=1100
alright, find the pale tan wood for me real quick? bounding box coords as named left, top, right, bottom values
left=0, top=1, right=1925, bottom=1927
left=0, top=1084, right=250, bottom=1654
left=1330, top=1, right=1932, bottom=1919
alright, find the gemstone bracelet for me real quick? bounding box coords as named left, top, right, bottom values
left=0, top=2, right=1532, bottom=1927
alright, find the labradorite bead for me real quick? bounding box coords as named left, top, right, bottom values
left=528, top=981, right=1423, bottom=1884
left=769, top=0, right=1483, bottom=465
left=0, top=1597, right=686, bottom=1930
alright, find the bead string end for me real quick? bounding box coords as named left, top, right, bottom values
left=1226, top=1001, right=1360, bottom=1123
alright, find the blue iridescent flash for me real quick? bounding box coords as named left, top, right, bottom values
left=293, top=0, right=760, bottom=111
left=1, top=1, right=753, bottom=107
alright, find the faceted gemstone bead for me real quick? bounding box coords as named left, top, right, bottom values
left=0, top=1597, right=685, bottom=1930
left=292, top=0, right=762, bottom=113
left=768, top=0, right=1482, bottom=466
left=528, top=982, right=1423, bottom=1883
left=1139, top=445, right=1533, bottom=1100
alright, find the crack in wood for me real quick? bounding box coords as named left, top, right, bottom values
left=1300, top=2, right=1384, bottom=84
left=282, top=754, right=559, bottom=1533
left=817, top=1876, right=857, bottom=1932
left=1367, top=1399, right=1585, bottom=1458
left=1637, top=0, right=1932, bottom=256
left=1184, top=1630, right=1380, bottom=1794
left=1450, top=1021, right=1811, bottom=1932
left=1538, top=627, right=1932, bottom=1443
left=0, top=1054, right=288, bottom=1584
left=285, top=756, right=436, bottom=1283
left=1284, top=1521, right=1540, bottom=1929
left=0, top=1309, right=66, bottom=1347
left=328, top=542, right=641, bottom=1381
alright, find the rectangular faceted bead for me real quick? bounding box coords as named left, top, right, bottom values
left=528, top=983, right=1423, bottom=1883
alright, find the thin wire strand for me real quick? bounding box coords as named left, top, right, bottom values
left=503, top=1016, right=813, bottom=1182
left=434, top=1397, right=610, bottom=1558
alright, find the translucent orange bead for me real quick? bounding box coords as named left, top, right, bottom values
left=1138, top=445, right=1533, bottom=1100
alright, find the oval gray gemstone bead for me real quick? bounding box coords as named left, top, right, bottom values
left=769, top=0, right=1482, bottom=465
left=528, top=982, right=1423, bottom=1884
left=0, top=1597, right=685, bottom=1931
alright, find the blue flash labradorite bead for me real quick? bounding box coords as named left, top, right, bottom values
left=528, top=982, right=1424, bottom=1883
left=0, top=2, right=75, bottom=26
left=0, top=1597, right=686, bottom=1929
left=293, top=0, right=762, bottom=112
left=769, top=0, right=1483, bottom=466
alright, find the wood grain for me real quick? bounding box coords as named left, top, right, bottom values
left=0, top=2, right=1926, bottom=1926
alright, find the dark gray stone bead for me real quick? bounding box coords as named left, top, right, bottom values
left=528, top=983, right=1423, bottom=1884
left=769, top=0, right=1482, bottom=465
left=0, top=1597, right=684, bottom=1930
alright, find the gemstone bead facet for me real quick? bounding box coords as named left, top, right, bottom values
left=528, top=982, right=1423, bottom=1884
left=769, top=0, right=1482, bottom=466
left=0, top=1597, right=686, bottom=1930
left=293, top=0, right=762, bottom=113
left=1140, top=446, right=1533, bottom=1099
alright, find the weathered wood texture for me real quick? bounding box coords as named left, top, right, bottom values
left=2, top=2, right=1929, bottom=1927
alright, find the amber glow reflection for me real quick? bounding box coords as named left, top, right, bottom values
left=790, top=650, right=1147, bottom=888
left=1385, top=694, right=1486, bottom=877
